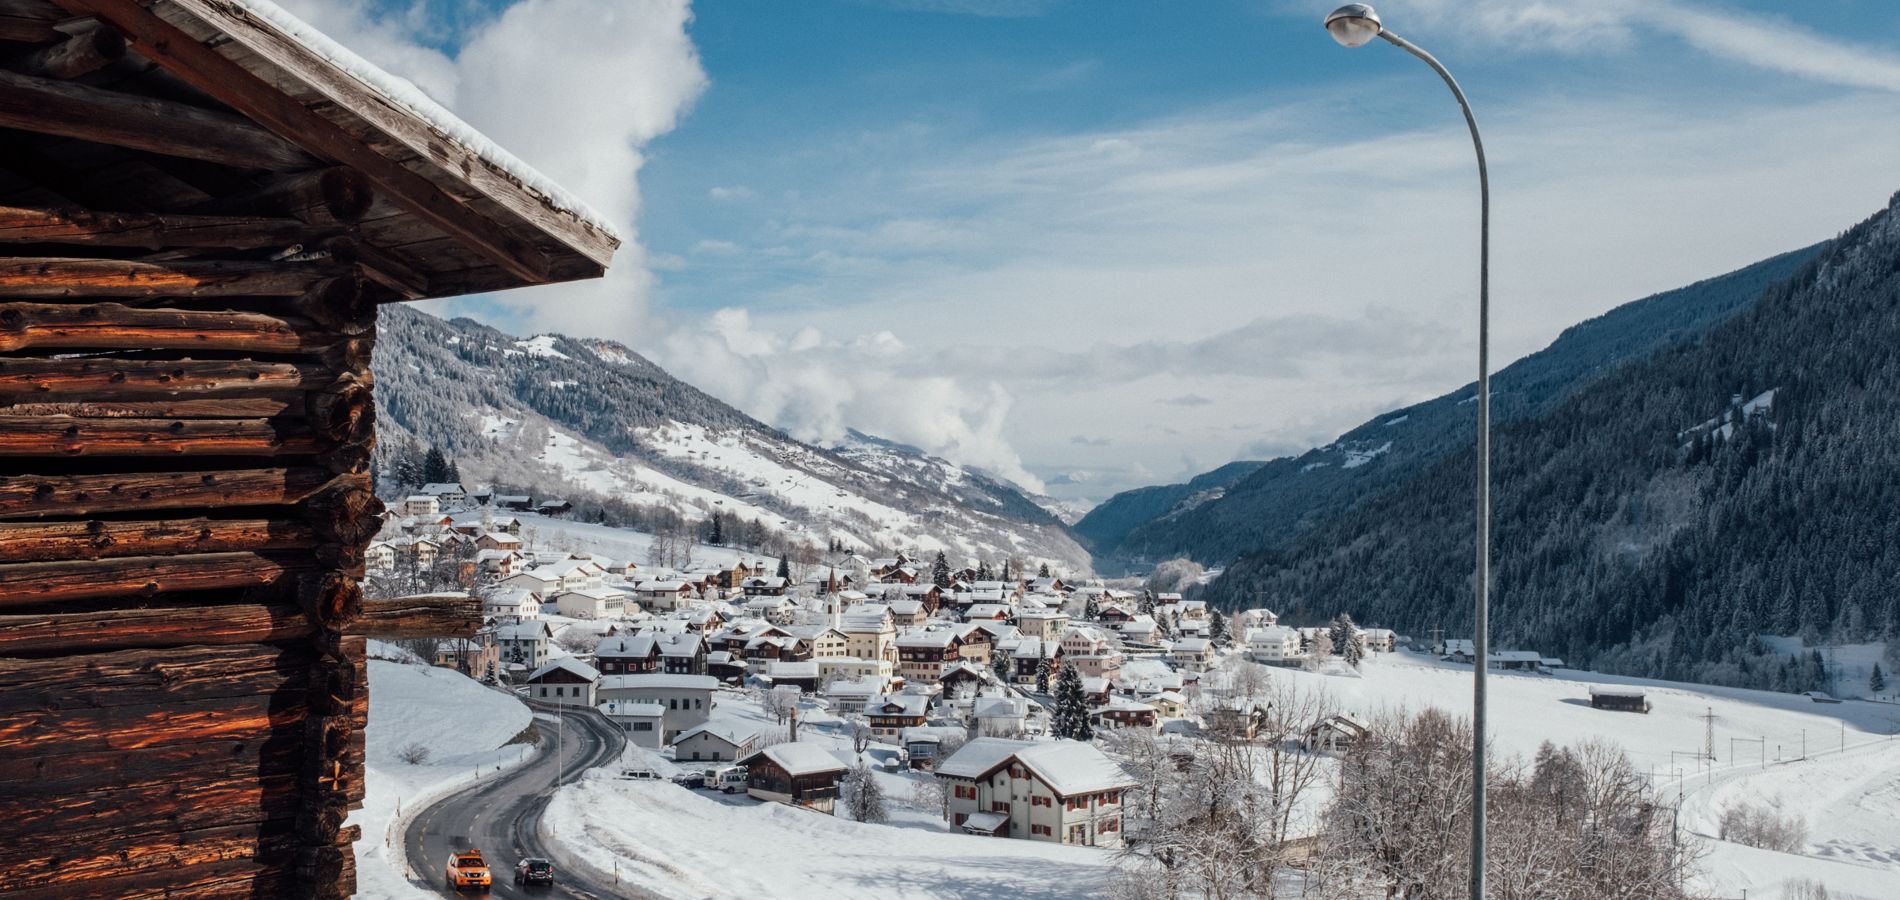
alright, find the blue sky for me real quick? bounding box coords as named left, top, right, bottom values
left=314, top=0, right=1900, bottom=504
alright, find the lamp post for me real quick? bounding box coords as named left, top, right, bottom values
left=1324, top=5, right=1491, bottom=897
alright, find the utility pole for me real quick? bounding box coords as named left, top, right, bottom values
left=1701, top=706, right=1719, bottom=783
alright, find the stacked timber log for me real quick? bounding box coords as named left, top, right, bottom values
left=0, top=0, right=610, bottom=894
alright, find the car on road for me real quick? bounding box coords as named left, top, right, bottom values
left=445, top=849, right=492, bottom=892
left=514, top=857, right=555, bottom=887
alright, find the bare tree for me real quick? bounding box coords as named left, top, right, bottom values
left=846, top=716, right=872, bottom=753
left=840, top=761, right=888, bottom=823
left=760, top=685, right=799, bottom=726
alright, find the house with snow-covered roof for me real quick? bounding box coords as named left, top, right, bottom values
left=495, top=621, right=553, bottom=671
left=673, top=721, right=760, bottom=762
left=481, top=587, right=542, bottom=620
left=935, top=738, right=1135, bottom=845
left=598, top=700, right=666, bottom=749
left=740, top=742, right=850, bottom=813
left=1169, top=637, right=1214, bottom=672
left=598, top=674, right=719, bottom=742
left=525, top=657, right=598, bottom=705
left=551, top=586, right=629, bottom=620
left=864, top=692, right=932, bottom=738
left=1247, top=625, right=1302, bottom=666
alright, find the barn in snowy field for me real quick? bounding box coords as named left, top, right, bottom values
left=0, top=0, right=615, bottom=896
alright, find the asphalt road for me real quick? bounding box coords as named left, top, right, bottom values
left=403, top=700, right=638, bottom=899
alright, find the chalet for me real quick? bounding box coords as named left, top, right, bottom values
left=899, top=583, right=944, bottom=613
left=1118, top=618, right=1163, bottom=646
left=1031, top=577, right=1070, bottom=596
left=598, top=701, right=666, bottom=749
left=499, top=569, right=561, bottom=596
left=474, top=549, right=520, bottom=582
left=886, top=598, right=929, bottom=627
left=658, top=632, right=709, bottom=675
left=1097, top=605, right=1135, bottom=625
left=526, top=657, right=599, bottom=706
left=1487, top=650, right=1546, bottom=671
left=598, top=674, right=719, bottom=742
left=365, top=541, right=397, bottom=573
left=895, top=628, right=965, bottom=684
left=706, top=651, right=749, bottom=685
left=1009, top=637, right=1063, bottom=686
left=496, top=621, right=555, bottom=672
left=419, top=482, right=468, bottom=505
left=673, top=722, right=760, bottom=763
left=636, top=579, right=696, bottom=610
left=676, top=607, right=726, bottom=633
left=1206, top=706, right=1267, bottom=742
left=937, top=661, right=997, bottom=698
left=1588, top=687, right=1650, bottom=713
left=784, top=624, right=850, bottom=659
left=1090, top=699, right=1159, bottom=732
left=1060, top=628, right=1124, bottom=681
left=1169, top=637, right=1214, bottom=672
left=1303, top=714, right=1372, bottom=753
left=494, top=495, right=535, bottom=512
left=596, top=634, right=662, bottom=675
left=741, top=743, right=850, bottom=813
left=936, top=739, right=1135, bottom=846
left=742, top=575, right=790, bottom=597
left=535, top=499, right=573, bottom=517
left=766, top=660, right=822, bottom=693
left=745, top=595, right=797, bottom=624
left=865, top=692, right=933, bottom=738
left=476, top=531, right=523, bottom=553
left=403, top=494, right=440, bottom=517
left=1359, top=628, right=1397, bottom=652
left=1148, top=691, right=1189, bottom=718
left=965, top=603, right=1013, bottom=622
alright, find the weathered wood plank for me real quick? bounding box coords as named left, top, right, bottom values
left=0, top=550, right=311, bottom=605
left=3, top=822, right=300, bottom=892
left=189, top=166, right=373, bottom=226
left=0, top=357, right=343, bottom=400
left=9, top=23, right=124, bottom=79
left=349, top=593, right=481, bottom=639
left=0, top=67, right=313, bottom=170
left=0, top=396, right=297, bottom=417
left=0, top=415, right=323, bottom=457
left=0, top=204, right=337, bottom=249
left=0, top=602, right=313, bottom=656
left=0, top=680, right=305, bottom=751
left=65, top=0, right=556, bottom=284
left=0, top=257, right=342, bottom=297
left=0, top=302, right=336, bottom=354
left=0, top=640, right=314, bottom=712
left=0, top=466, right=351, bottom=519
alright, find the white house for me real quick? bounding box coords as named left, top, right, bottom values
left=495, top=621, right=553, bottom=672
left=402, top=494, right=439, bottom=517
left=673, top=721, right=759, bottom=763
left=971, top=695, right=1029, bottom=737
left=636, top=579, right=696, bottom=611
left=481, top=587, right=542, bottom=620
left=525, top=657, right=598, bottom=706
left=935, top=738, right=1136, bottom=846
left=1169, top=637, right=1213, bottom=672
left=365, top=541, right=396, bottom=574
left=597, top=673, right=720, bottom=742
left=419, top=482, right=468, bottom=506
left=598, top=700, right=666, bottom=749
left=1247, top=626, right=1303, bottom=666
left=552, top=586, right=628, bottom=620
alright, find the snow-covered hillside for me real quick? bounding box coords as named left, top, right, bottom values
left=373, top=305, right=1090, bottom=572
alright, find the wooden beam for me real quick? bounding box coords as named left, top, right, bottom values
left=0, top=467, right=354, bottom=519
left=0, top=302, right=337, bottom=354
left=0, top=517, right=315, bottom=563
left=0, top=415, right=324, bottom=458
left=0, top=68, right=312, bottom=170
left=349, top=594, right=481, bottom=640
left=0, top=204, right=336, bottom=249
left=0, top=642, right=313, bottom=714
left=0, top=602, right=313, bottom=656
left=0, top=357, right=341, bottom=400
left=62, top=0, right=554, bottom=284
left=0, top=397, right=297, bottom=417
left=190, top=166, right=373, bottom=226
left=0, top=257, right=342, bottom=297
left=9, top=23, right=124, bottom=79
left=0, top=550, right=311, bottom=605
left=0, top=16, right=61, bottom=44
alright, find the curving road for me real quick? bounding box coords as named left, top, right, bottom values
left=403, top=699, right=638, bottom=899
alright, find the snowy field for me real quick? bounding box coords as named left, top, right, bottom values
left=351, top=648, right=536, bottom=899
left=1256, top=651, right=1900, bottom=898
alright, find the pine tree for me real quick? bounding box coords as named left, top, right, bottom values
left=932, top=551, right=952, bottom=589
left=390, top=441, right=427, bottom=490
left=992, top=652, right=1012, bottom=684
left=1329, top=613, right=1357, bottom=657
left=1209, top=609, right=1229, bottom=646
left=1342, top=627, right=1365, bottom=669
left=421, top=445, right=451, bottom=485
left=1871, top=663, right=1886, bottom=695
left=976, top=560, right=992, bottom=581
left=446, top=458, right=461, bottom=483
left=1035, top=646, right=1052, bottom=694
left=776, top=556, right=791, bottom=580
left=1053, top=664, right=1092, bottom=741
left=1038, top=562, right=1051, bottom=578
left=708, top=514, right=724, bottom=545
left=1138, top=590, right=1155, bottom=616
left=1083, top=596, right=1100, bottom=621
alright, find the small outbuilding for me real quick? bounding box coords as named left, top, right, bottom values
left=1588, top=687, right=1650, bottom=713
left=740, top=743, right=850, bottom=813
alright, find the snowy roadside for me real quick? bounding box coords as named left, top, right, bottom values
left=351, top=649, right=538, bottom=899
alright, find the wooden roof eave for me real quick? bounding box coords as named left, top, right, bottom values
left=51, top=0, right=617, bottom=300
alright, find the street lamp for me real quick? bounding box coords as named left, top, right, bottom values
left=1324, top=5, right=1492, bottom=898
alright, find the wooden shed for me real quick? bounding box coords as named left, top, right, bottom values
left=0, top=0, right=616, bottom=896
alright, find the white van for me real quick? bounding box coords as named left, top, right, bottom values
left=712, top=766, right=747, bottom=794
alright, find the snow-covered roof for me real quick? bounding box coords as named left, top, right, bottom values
left=936, top=738, right=1135, bottom=796
left=745, top=742, right=849, bottom=777
left=675, top=721, right=757, bottom=746
left=526, top=657, right=598, bottom=683
left=867, top=693, right=931, bottom=717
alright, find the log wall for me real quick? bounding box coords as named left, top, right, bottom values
left=0, top=260, right=382, bottom=898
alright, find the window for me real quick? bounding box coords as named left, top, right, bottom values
left=1031, top=824, right=1050, bottom=836
left=991, top=801, right=1009, bottom=813
left=954, top=813, right=967, bottom=826
left=696, top=698, right=704, bottom=709
left=669, top=698, right=678, bottom=710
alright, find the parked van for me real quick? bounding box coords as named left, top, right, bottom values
left=712, top=765, right=747, bottom=794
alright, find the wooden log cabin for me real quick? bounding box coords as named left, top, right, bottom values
left=0, top=0, right=616, bottom=896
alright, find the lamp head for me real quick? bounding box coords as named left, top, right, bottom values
left=1324, top=3, right=1383, bottom=48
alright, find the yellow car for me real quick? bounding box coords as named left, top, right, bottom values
left=445, top=849, right=492, bottom=892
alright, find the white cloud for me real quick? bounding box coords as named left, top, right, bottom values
left=653, top=310, right=1046, bottom=492
left=271, top=0, right=708, bottom=340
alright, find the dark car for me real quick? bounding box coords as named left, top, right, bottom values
left=671, top=773, right=706, bottom=789
left=514, top=857, right=555, bottom=887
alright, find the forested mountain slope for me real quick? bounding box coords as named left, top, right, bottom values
left=1089, top=242, right=1822, bottom=571
left=1201, top=193, right=1900, bottom=689
left=372, top=306, right=1090, bottom=571
left=1073, top=461, right=1266, bottom=555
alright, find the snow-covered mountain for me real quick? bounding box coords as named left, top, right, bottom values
left=372, top=306, right=1091, bottom=572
